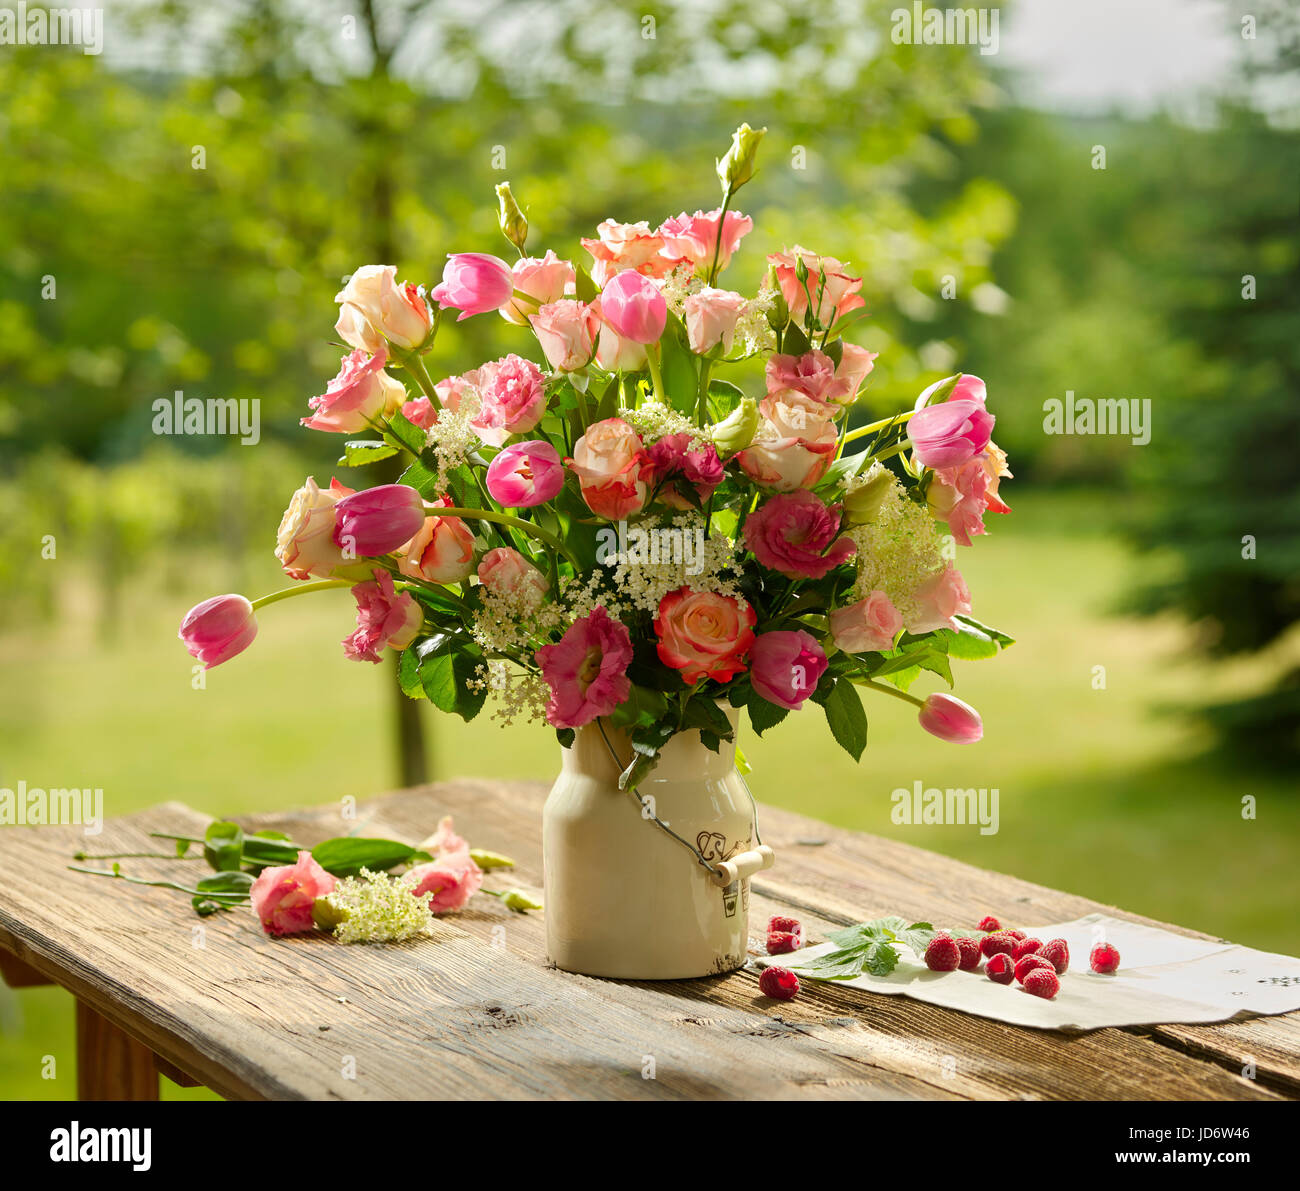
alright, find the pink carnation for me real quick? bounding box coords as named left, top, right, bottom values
left=471, top=353, right=546, bottom=447
left=342, top=569, right=423, bottom=664
left=535, top=606, right=634, bottom=728
left=645, top=433, right=724, bottom=510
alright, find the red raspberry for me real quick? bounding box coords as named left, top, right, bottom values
left=768, top=915, right=800, bottom=934
left=1011, top=937, right=1042, bottom=961
left=1022, top=967, right=1060, bottom=999
left=986, top=953, right=1015, bottom=984
left=1014, top=953, right=1053, bottom=984
left=1040, top=938, right=1070, bottom=974
left=766, top=928, right=802, bottom=955
left=759, top=966, right=800, bottom=1000
left=924, top=935, right=961, bottom=971
left=979, top=932, right=1016, bottom=959
left=1090, top=943, right=1121, bottom=974
left=1004, top=929, right=1027, bottom=942
left=977, top=915, right=1001, bottom=933
left=955, top=937, right=982, bottom=971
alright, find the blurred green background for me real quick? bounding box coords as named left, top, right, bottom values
left=1, top=0, right=1297, bottom=1098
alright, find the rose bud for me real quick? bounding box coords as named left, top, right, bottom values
left=599, top=269, right=667, bottom=344
left=717, top=122, right=766, bottom=192
left=918, top=692, right=984, bottom=744
left=332, top=484, right=427, bottom=557
left=710, top=395, right=759, bottom=457
left=178, top=594, right=258, bottom=669
left=683, top=287, right=747, bottom=354
left=495, top=181, right=529, bottom=254
left=486, top=440, right=565, bottom=508
left=430, top=252, right=514, bottom=321
left=335, top=265, right=432, bottom=350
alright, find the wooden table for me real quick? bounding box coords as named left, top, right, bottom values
left=1, top=779, right=1297, bottom=1101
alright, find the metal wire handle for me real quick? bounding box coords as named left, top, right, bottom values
left=595, top=719, right=765, bottom=882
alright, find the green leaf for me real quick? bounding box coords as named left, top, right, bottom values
left=593, top=372, right=620, bottom=422
left=311, top=837, right=424, bottom=878
left=953, top=614, right=1016, bottom=649
left=397, top=644, right=428, bottom=700
left=418, top=649, right=458, bottom=713
left=387, top=409, right=427, bottom=455
left=239, top=835, right=300, bottom=868
left=338, top=440, right=398, bottom=467
left=781, top=321, right=811, bottom=356
left=556, top=728, right=575, bottom=749
left=747, top=696, right=788, bottom=737
left=607, top=683, right=670, bottom=731
left=203, top=821, right=244, bottom=872
left=398, top=458, right=441, bottom=499
left=573, top=262, right=599, bottom=303
left=659, top=315, right=700, bottom=416
left=861, top=941, right=901, bottom=977
left=191, top=870, right=254, bottom=916
left=821, top=679, right=867, bottom=761
left=896, top=922, right=941, bottom=956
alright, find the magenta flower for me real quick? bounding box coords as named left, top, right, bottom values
left=749, top=630, right=827, bottom=710
left=430, top=252, right=514, bottom=321
left=342, top=570, right=423, bottom=664
left=645, top=433, right=724, bottom=509
left=486, top=440, right=564, bottom=507
left=178, top=594, right=258, bottom=669
left=743, top=490, right=856, bottom=579
left=598, top=269, right=667, bottom=344
left=918, top=692, right=984, bottom=744
left=534, top=606, right=634, bottom=728
left=332, top=484, right=427, bottom=557
left=909, top=374, right=994, bottom=469
left=249, top=851, right=336, bottom=937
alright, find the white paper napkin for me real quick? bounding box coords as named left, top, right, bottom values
left=755, top=913, right=1300, bottom=1031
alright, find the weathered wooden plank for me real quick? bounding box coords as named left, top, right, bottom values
left=0, top=948, right=51, bottom=988
left=76, top=1001, right=159, bottom=1101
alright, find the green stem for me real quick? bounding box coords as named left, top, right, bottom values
left=842, top=408, right=918, bottom=446
left=436, top=506, right=581, bottom=570
left=645, top=345, right=668, bottom=407
left=403, top=354, right=442, bottom=410
left=67, top=865, right=249, bottom=902
left=696, top=359, right=713, bottom=425
left=856, top=678, right=926, bottom=709
left=250, top=579, right=353, bottom=612
left=708, top=190, right=732, bottom=285
left=865, top=440, right=912, bottom=466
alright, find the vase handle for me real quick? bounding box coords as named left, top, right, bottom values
left=707, top=844, right=775, bottom=887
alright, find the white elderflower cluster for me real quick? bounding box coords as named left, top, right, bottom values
left=731, top=285, right=776, bottom=356
left=466, top=662, right=552, bottom=727
left=319, top=868, right=434, bottom=945
left=424, top=390, right=482, bottom=493
left=844, top=470, right=947, bottom=625
left=623, top=400, right=711, bottom=449
left=659, top=263, right=703, bottom=318
left=469, top=584, right=565, bottom=655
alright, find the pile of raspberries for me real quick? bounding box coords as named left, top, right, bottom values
left=758, top=912, right=1121, bottom=1002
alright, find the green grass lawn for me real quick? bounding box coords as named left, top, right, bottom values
left=1, top=490, right=1295, bottom=1099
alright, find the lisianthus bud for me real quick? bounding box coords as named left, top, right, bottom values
left=842, top=466, right=894, bottom=524
left=496, top=888, right=544, bottom=912
left=495, top=181, right=528, bottom=253
left=716, top=123, right=766, bottom=193
left=710, top=396, right=760, bottom=457
left=469, top=848, right=516, bottom=871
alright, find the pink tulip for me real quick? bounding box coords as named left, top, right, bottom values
left=486, top=440, right=564, bottom=507
left=430, top=252, right=514, bottom=321
left=918, top=693, right=984, bottom=744
left=599, top=270, right=667, bottom=344
left=332, top=484, right=427, bottom=557
left=908, top=374, right=995, bottom=469
left=749, top=630, right=827, bottom=710
left=178, top=594, right=258, bottom=669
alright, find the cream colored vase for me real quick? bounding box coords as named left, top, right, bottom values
left=543, top=711, right=773, bottom=980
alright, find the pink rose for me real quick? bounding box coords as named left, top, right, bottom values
left=654, top=587, right=756, bottom=684
left=580, top=219, right=670, bottom=286
left=275, top=476, right=370, bottom=581
left=909, top=566, right=973, bottom=634
left=478, top=547, right=548, bottom=602
left=178, top=593, right=257, bottom=669
left=430, top=252, right=514, bottom=321
left=767, top=246, right=866, bottom=328
left=397, top=498, right=477, bottom=584
left=407, top=849, right=484, bottom=914
left=684, top=287, right=747, bottom=354
left=401, top=397, right=437, bottom=430
left=535, top=605, right=634, bottom=728
left=569, top=418, right=651, bottom=521
left=302, top=348, right=406, bottom=434
left=471, top=354, right=546, bottom=447
left=927, top=442, right=1012, bottom=547
left=486, top=440, right=565, bottom=507
left=645, top=433, right=724, bottom=509
left=501, top=251, right=575, bottom=324
left=830, top=591, right=902, bottom=654
left=744, top=490, right=856, bottom=579
left=737, top=401, right=838, bottom=492
left=765, top=349, right=843, bottom=404
left=658, top=208, right=754, bottom=273
left=918, top=692, right=983, bottom=744
left=599, top=270, right=667, bottom=344
left=908, top=374, right=994, bottom=469
left=594, top=319, right=648, bottom=372
left=834, top=343, right=879, bottom=405
left=250, top=851, right=336, bottom=937
left=529, top=299, right=599, bottom=372
left=332, top=483, right=428, bottom=558
left=335, top=265, right=432, bottom=350
left=342, top=569, right=422, bottom=664
left=433, top=372, right=474, bottom=412
left=750, top=630, right=828, bottom=710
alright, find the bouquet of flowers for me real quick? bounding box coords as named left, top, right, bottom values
left=179, top=124, right=1013, bottom=790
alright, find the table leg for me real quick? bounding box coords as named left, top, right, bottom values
left=76, top=1001, right=159, bottom=1101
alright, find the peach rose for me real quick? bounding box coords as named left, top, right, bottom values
left=529, top=299, right=599, bottom=372
left=302, top=349, right=406, bottom=434
left=580, top=219, right=670, bottom=285
left=478, top=546, right=548, bottom=604
left=275, top=476, right=372, bottom=581
left=654, top=587, right=756, bottom=684
left=501, top=250, right=576, bottom=324
left=335, top=264, right=432, bottom=350
left=767, top=246, right=865, bottom=328
left=397, top=498, right=477, bottom=584
left=830, top=591, right=903, bottom=654
left=683, top=287, right=747, bottom=354
left=569, top=418, right=651, bottom=520
left=737, top=401, right=838, bottom=492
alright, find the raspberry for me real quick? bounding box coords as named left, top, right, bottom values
left=1004, top=929, right=1027, bottom=942
left=986, top=953, right=1015, bottom=984
left=1014, top=953, right=1053, bottom=984
left=979, top=932, right=1016, bottom=959
left=955, top=937, right=982, bottom=971
left=977, top=915, right=1001, bottom=933
left=1090, top=943, right=1121, bottom=974
left=1022, top=967, right=1060, bottom=999
left=1011, top=937, right=1042, bottom=961
left=924, top=935, right=961, bottom=971
left=759, top=965, right=800, bottom=1000
left=768, top=915, right=800, bottom=934
left=766, top=928, right=802, bottom=955
left=1040, top=938, right=1070, bottom=974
